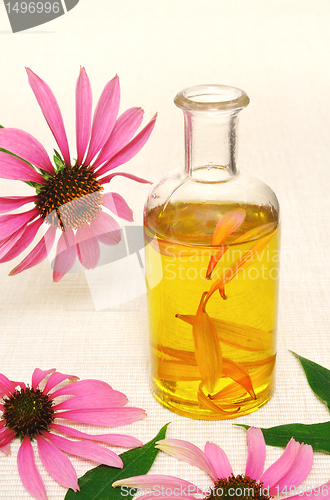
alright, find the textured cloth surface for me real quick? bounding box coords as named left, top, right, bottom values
left=0, top=1, right=330, bottom=498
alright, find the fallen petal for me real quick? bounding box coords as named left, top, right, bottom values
left=55, top=407, right=146, bottom=426
left=50, top=423, right=142, bottom=448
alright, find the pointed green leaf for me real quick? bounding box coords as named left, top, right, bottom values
left=54, top=155, right=65, bottom=171
left=0, top=125, right=4, bottom=129
left=54, top=149, right=63, bottom=160
left=64, top=423, right=170, bottom=500
left=291, top=351, right=330, bottom=410
left=236, top=421, right=330, bottom=453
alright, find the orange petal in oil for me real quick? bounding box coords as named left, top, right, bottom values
left=206, top=209, right=246, bottom=279
left=197, top=383, right=241, bottom=415
left=192, top=293, right=223, bottom=393
left=204, top=230, right=275, bottom=307
left=222, top=358, right=256, bottom=399
left=176, top=314, right=273, bottom=352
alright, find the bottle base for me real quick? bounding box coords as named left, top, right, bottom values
left=151, top=380, right=275, bottom=420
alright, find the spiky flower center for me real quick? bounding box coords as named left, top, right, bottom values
left=207, top=475, right=271, bottom=500
left=36, top=165, right=104, bottom=231
left=2, top=387, right=55, bottom=439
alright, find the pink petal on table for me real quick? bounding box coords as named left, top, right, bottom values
left=100, top=171, right=151, bottom=186
left=55, top=407, right=146, bottom=426
left=27, top=68, right=71, bottom=167
left=17, top=436, right=47, bottom=500
left=0, top=421, right=5, bottom=431
left=44, top=432, right=123, bottom=468
left=53, top=390, right=128, bottom=410
left=97, top=113, right=157, bottom=176
left=76, top=67, right=92, bottom=166
left=50, top=423, right=143, bottom=448
left=37, top=435, right=79, bottom=491
left=0, top=128, right=54, bottom=174
left=53, top=229, right=77, bottom=282
left=89, top=211, right=121, bottom=246
left=156, top=439, right=217, bottom=482
left=271, top=444, right=313, bottom=495
left=245, top=427, right=266, bottom=480
left=0, top=151, right=46, bottom=183
left=32, top=368, right=56, bottom=390
left=0, top=373, right=17, bottom=394
left=0, top=195, right=38, bottom=214
left=0, top=218, right=43, bottom=263
left=260, top=438, right=300, bottom=490
left=76, top=226, right=101, bottom=269
left=204, top=441, right=233, bottom=480
left=93, top=107, right=144, bottom=170
left=113, top=474, right=197, bottom=490
left=0, top=208, right=39, bottom=240
left=9, top=224, right=57, bottom=276
left=50, top=379, right=113, bottom=399
left=102, top=192, right=133, bottom=222
left=84, top=75, right=120, bottom=167
left=43, top=371, right=79, bottom=395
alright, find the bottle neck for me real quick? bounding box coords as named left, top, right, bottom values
left=184, top=110, right=240, bottom=181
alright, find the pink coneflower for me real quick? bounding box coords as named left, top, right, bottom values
left=113, top=428, right=329, bottom=500
left=0, top=68, right=156, bottom=281
left=0, top=368, right=146, bottom=500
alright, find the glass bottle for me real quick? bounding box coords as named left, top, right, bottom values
left=144, top=84, right=280, bottom=420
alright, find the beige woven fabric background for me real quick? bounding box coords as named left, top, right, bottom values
left=0, top=0, right=330, bottom=498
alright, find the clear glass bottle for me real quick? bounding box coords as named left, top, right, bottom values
left=144, top=84, right=280, bottom=420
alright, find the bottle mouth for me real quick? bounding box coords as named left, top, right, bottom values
left=174, top=84, right=249, bottom=113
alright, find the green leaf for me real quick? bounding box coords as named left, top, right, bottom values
left=291, top=351, right=330, bottom=410
left=236, top=421, right=330, bottom=453
left=0, top=125, right=4, bottom=129
left=64, top=423, right=170, bottom=500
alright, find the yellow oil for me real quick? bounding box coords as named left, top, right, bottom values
left=144, top=202, right=280, bottom=419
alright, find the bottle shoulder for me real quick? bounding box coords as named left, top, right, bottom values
left=145, top=167, right=280, bottom=243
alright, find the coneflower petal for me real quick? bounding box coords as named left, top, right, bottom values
left=27, top=68, right=71, bottom=167
left=112, top=475, right=197, bottom=490
left=50, top=423, right=143, bottom=448
left=17, top=436, right=47, bottom=500
left=84, top=75, right=120, bottom=166
left=0, top=195, right=38, bottom=214
left=50, top=379, right=113, bottom=399
left=0, top=218, right=43, bottom=263
left=52, top=390, right=128, bottom=410
left=96, top=113, right=157, bottom=176
left=156, top=439, right=217, bottom=482
left=272, top=444, right=313, bottom=495
left=9, top=224, right=57, bottom=276
left=260, top=438, right=301, bottom=490
left=99, top=171, right=151, bottom=186
left=55, top=407, right=146, bottom=427
left=37, top=435, right=79, bottom=491
left=0, top=128, right=54, bottom=174
left=0, top=152, right=46, bottom=183
left=0, top=208, right=39, bottom=240
left=93, top=107, right=144, bottom=170
left=43, top=432, right=123, bottom=468
left=76, top=67, right=92, bottom=166
left=32, top=368, right=56, bottom=390
left=245, top=427, right=266, bottom=480
left=103, top=192, right=133, bottom=222
left=204, top=441, right=233, bottom=480
left=43, top=371, right=79, bottom=395
left=89, top=211, right=121, bottom=245
left=76, top=225, right=101, bottom=269
left=53, top=229, right=77, bottom=282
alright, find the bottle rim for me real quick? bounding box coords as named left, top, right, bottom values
left=174, top=84, right=249, bottom=113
